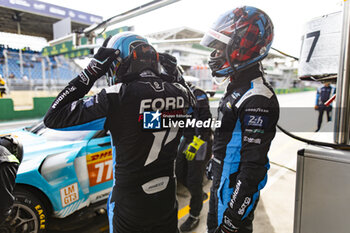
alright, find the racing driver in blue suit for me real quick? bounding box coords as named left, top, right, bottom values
left=200, top=6, right=280, bottom=233
left=44, top=33, right=195, bottom=233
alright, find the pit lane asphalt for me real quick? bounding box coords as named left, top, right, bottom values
left=45, top=180, right=212, bottom=233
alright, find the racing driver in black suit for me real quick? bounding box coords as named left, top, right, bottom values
left=44, top=33, right=195, bottom=233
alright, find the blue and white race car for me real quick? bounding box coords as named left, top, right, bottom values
left=1, top=121, right=112, bottom=233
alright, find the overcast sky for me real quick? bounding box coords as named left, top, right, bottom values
left=40, top=0, right=343, bottom=57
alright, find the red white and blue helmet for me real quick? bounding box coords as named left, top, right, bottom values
left=200, top=6, right=274, bottom=77
left=105, top=32, right=149, bottom=85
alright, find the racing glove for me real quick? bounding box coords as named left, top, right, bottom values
left=78, top=36, right=120, bottom=86
left=215, top=209, right=240, bottom=233
left=158, top=52, right=196, bottom=107
left=184, top=136, right=205, bottom=161
left=159, top=52, right=178, bottom=77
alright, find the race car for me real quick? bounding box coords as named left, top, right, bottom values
left=0, top=121, right=112, bottom=233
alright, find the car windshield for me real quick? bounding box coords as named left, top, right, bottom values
left=26, top=121, right=91, bottom=141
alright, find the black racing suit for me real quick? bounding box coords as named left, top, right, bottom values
left=44, top=71, right=193, bottom=233
left=0, top=146, right=20, bottom=224
left=207, top=65, right=279, bottom=233
left=175, top=85, right=212, bottom=217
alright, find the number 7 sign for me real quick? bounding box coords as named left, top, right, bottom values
left=298, top=12, right=341, bottom=78
left=305, top=30, right=320, bottom=62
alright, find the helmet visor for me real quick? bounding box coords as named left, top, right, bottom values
left=200, top=29, right=231, bottom=51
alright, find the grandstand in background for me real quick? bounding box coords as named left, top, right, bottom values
left=0, top=0, right=300, bottom=95
left=0, top=0, right=102, bottom=92
left=0, top=44, right=81, bottom=90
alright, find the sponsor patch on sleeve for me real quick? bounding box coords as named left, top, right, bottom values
left=244, top=115, right=268, bottom=128
left=83, top=96, right=95, bottom=108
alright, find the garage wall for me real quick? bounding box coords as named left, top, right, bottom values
left=0, top=97, right=55, bottom=121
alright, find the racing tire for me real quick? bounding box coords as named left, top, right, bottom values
left=5, top=188, right=49, bottom=233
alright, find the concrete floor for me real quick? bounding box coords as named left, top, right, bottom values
left=177, top=178, right=212, bottom=233
left=176, top=142, right=300, bottom=233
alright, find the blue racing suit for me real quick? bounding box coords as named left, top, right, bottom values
left=207, top=65, right=279, bottom=233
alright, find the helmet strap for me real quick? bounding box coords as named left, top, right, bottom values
left=213, top=76, right=230, bottom=86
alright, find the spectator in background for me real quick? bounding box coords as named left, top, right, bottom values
left=22, top=75, right=28, bottom=82
left=31, top=54, right=42, bottom=63
left=315, top=82, right=336, bottom=132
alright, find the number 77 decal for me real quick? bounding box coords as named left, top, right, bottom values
left=86, top=149, right=113, bottom=186
left=94, top=160, right=113, bottom=183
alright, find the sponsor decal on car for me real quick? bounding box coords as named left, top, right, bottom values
left=60, top=183, right=79, bottom=208
left=35, top=205, right=46, bottom=229
left=86, top=149, right=113, bottom=186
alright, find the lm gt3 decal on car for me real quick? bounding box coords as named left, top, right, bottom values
left=60, top=183, right=79, bottom=208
